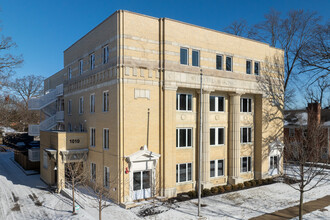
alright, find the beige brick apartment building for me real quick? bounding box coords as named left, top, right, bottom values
left=28, top=10, right=284, bottom=205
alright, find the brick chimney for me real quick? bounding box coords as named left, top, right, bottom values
left=307, top=102, right=321, bottom=126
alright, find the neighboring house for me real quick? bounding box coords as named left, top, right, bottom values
left=284, top=103, right=330, bottom=160
left=28, top=10, right=284, bottom=206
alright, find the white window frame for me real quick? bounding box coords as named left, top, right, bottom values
left=254, top=61, right=260, bottom=75
left=90, top=94, right=95, bottom=113
left=176, top=163, right=192, bottom=183
left=226, top=56, right=232, bottom=71
left=241, top=127, right=252, bottom=144
left=240, top=156, right=252, bottom=173
left=104, top=166, right=110, bottom=188
left=90, top=127, right=96, bottom=147
left=43, top=151, right=48, bottom=169
left=176, top=93, right=192, bottom=111
left=210, top=127, right=225, bottom=146
left=176, top=128, right=192, bottom=148
left=67, top=99, right=72, bottom=115
left=91, top=162, right=96, bottom=182
left=103, top=91, right=109, bottom=112
left=103, top=45, right=109, bottom=64
left=269, top=155, right=279, bottom=170
left=79, top=97, right=84, bottom=114
left=216, top=54, right=223, bottom=70
left=246, top=60, right=252, bottom=74
left=180, top=47, right=189, bottom=65
left=210, top=96, right=225, bottom=112
left=79, top=59, right=83, bottom=75
left=90, top=53, right=95, bottom=70
left=103, top=128, right=109, bottom=149
left=68, top=67, right=72, bottom=80
left=192, top=49, right=200, bottom=67
left=240, top=98, right=252, bottom=113
left=210, top=159, right=225, bottom=178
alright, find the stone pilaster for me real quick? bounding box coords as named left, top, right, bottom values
left=228, top=93, right=243, bottom=184
left=198, top=90, right=211, bottom=188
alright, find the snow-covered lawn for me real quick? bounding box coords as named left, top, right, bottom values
left=1, top=150, right=329, bottom=220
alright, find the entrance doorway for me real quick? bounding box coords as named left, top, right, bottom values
left=133, top=170, right=151, bottom=200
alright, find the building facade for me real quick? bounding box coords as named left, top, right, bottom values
left=29, top=10, right=284, bottom=205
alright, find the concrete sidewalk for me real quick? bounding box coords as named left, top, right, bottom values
left=250, top=195, right=330, bottom=220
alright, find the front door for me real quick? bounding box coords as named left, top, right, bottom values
left=133, top=170, right=151, bottom=200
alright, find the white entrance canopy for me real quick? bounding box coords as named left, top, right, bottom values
left=60, top=149, right=89, bottom=163
left=125, top=145, right=161, bottom=202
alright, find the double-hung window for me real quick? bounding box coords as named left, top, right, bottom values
left=216, top=55, right=223, bottom=70
left=176, top=94, right=192, bottom=111
left=68, top=67, right=72, bottom=80
left=246, top=60, right=252, bottom=74
left=103, top=128, right=109, bottom=149
left=79, top=97, right=84, bottom=114
left=240, top=98, right=252, bottom=112
left=241, top=127, right=252, bottom=143
left=180, top=47, right=188, bottom=65
left=79, top=60, right=83, bottom=75
left=104, top=166, right=110, bottom=188
left=210, top=96, right=224, bottom=112
left=254, top=61, right=259, bottom=75
left=103, top=91, right=109, bottom=112
left=90, top=128, right=96, bottom=147
left=210, top=127, right=225, bottom=146
left=226, top=56, right=232, bottom=71
left=176, top=128, right=192, bottom=148
left=90, top=53, right=95, bottom=70
left=90, top=94, right=95, bottom=113
left=210, top=159, right=224, bottom=177
left=91, top=163, right=96, bottom=181
left=103, top=45, right=109, bottom=64
left=192, top=50, right=199, bottom=67
left=269, top=156, right=278, bottom=169
left=241, top=156, right=252, bottom=173
left=176, top=163, right=192, bottom=183
left=68, top=100, right=72, bottom=115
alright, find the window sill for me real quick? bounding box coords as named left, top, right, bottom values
left=210, top=144, right=225, bottom=147
left=176, top=110, right=193, bottom=112
left=176, top=147, right=193, bottom=149
left=210, top=175, right=225, bottom=179
left=176, top=181, right=193, bottom=185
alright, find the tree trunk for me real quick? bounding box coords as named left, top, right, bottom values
left=299, top=189, right=303, bottom=220
left=99, top=195, right=102, bottom=220
left=72, top=180, right=75, bottom=214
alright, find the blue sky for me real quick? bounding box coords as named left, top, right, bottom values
left=1, top=0, right=329, bottom=107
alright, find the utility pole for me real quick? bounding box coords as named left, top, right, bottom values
left=198, top=69, right=203, bottom=217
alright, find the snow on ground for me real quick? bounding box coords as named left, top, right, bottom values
left=291, top=205, right=330, bottom=220
left=0, top=151, right=92, bottom=220
left=1, top=150, right=329, bottom=220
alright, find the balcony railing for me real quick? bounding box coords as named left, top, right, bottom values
left=28, top=84, right=63, bottom=110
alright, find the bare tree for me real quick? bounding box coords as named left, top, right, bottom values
left=231, top=9, right=323, bottom=92
left=284, top=115, right=329, bottom=220
left=304, top=76, right=330, bottom=108
left=65, top=161, right=87, bottom=215
left=9, top=75, right=44, bottom=107
left=87, top=177, right=112, bottom=220
left=224, top=19, right=249, bottom=37
left=0, top=35, right=23, bottom=89
left=298, top=23, right=330, bottom=80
